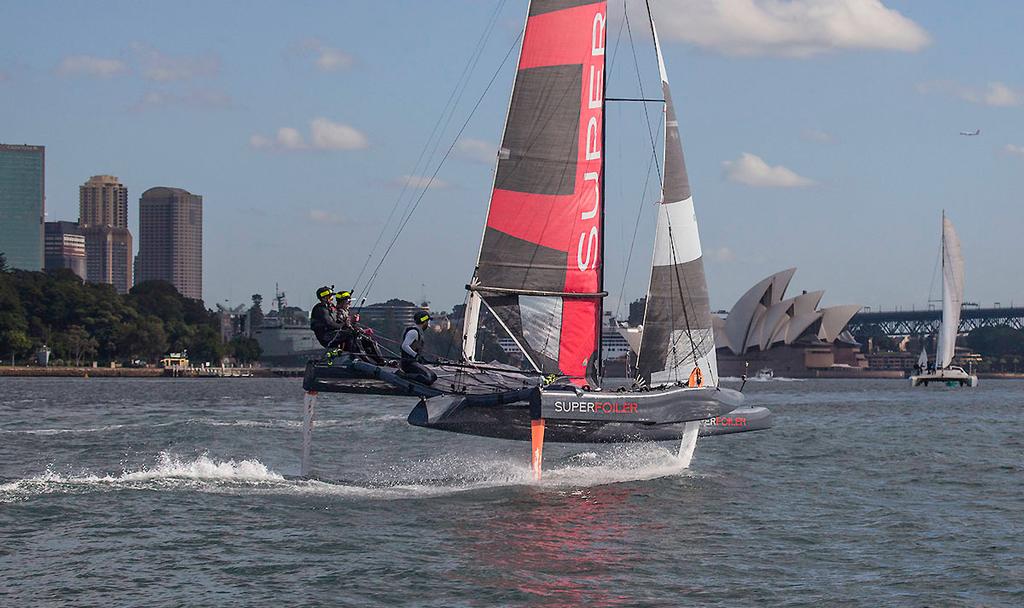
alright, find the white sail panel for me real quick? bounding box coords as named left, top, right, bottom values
left=651, top=197, right=702, bottom=267
left=936, top=215, right=965, bottom=368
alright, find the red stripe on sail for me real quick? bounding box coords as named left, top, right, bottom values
left=486, top=190, right=578, bottom=251
left=556, top=1, right=605, bottom=382
left=519, top=3, right=606, bottom=70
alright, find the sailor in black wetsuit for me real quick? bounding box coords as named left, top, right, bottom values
left=335, top=290, right=386, bottom=364
left=310, top=286, right=346, bottom=349
left=400, top=311, right=437, bottom=385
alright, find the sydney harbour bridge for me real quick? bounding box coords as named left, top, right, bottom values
left=847, top=306, right=1024, bottom=338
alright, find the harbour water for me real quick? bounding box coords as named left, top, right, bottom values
left=1, top=377, right=1021, bottom=606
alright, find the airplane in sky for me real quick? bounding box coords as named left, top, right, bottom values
left=959, top=129, right=981, bottom=136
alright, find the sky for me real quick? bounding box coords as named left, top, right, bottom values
left=2, top=0, right=1023, bottom=316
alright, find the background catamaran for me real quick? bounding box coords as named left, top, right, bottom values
left=911, top=212, right=977, bottom=387
left=303, top=0, right=771, bottom=477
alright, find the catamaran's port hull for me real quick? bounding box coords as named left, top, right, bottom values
left=910, top=368, right=978, bottom=387
left=407, top=388, right=766, bottom=443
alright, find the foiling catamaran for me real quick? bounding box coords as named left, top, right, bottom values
left=303, top=0, right=771, bottom=478
left=910, top=212, right=977, bottom=387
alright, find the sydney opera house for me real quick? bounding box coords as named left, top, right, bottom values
left=712, top=268, right=867, bottom=376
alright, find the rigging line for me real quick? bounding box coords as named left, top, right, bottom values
left=353, top=0, right=507, bottom=295
left=613, top=112, right=664, bottom=320
left=362, top=28, right=524, bottom=303
left=666, top=222, right=704, bottom=380
left=624, top=4, right=663, bottom=186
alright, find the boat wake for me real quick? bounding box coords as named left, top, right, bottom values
left=0, top=444, right=698, bottom=503
left=720, top=376, right=806, bottom=383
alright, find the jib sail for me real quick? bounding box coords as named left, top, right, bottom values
left=636, top=22, right=718, bottom=386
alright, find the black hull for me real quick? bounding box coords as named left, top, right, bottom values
left=408, top=385, right=750, bottom=443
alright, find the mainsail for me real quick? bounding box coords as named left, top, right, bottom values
left=636, top=22, right=718, bottom=386
left=467, top=0, right=607, bottom=385
left=935, top=213, right=965, bottom=368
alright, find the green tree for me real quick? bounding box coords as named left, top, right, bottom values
left=2, top=330, right=32, bottom=364
left=965, top=326, right=1024, bottom=359
left=115, top=316, right=169, bottom=362
left=64, top=325, right=99, bottom=366
left=228, top=336, right=262, bottom=363
left=188, top=325, right=225, bottom=364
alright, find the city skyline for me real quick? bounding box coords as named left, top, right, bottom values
left=2, top=1, right=1023, bottom=314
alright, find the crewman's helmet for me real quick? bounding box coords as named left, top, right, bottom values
left=316, top=286, right=333, bottom=301
left=335, top=290, right=352, bottom=303
left=415, top=311, right=431, bottom=325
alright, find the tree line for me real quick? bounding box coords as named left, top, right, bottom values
left=0, top=254, right=260, bottom=366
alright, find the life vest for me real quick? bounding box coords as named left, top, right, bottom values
left=402, top=326, right=424, bottom=359
left=687, top=367, right=704, bottom=388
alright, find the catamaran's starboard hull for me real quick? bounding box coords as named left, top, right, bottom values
left=697, top=406, right=773, bottom=437
left=408, top=386, right=754, bottom=443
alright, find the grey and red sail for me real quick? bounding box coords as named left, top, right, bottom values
left=636, top=22, right=718, bottom=386
left=471, top=0, right=608, bottom=385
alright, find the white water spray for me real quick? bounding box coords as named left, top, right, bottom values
left=301, top=391, right=317, bottom=477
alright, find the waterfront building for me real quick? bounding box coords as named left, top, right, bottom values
left=79, top=175, right=132, bottom=293
left=44, top=221, right=86, bottom=279
left=0, top=144, right=45, bottom=270
left=135, top=186, right=203, bottom=300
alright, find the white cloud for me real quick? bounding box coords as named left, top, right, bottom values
left=456, top=138, right=497, bottom=163
left=395, top=175, right=448, bottom=189
left=132, top=89, right=233, bottom=111
left=310, top=117, right=368, bottom=150
left=723, top=152, right=813, bottom=188
left=309, top=209, right=346, bottom=225
left=652, top=0, right=929, bottom=57
left=297, top=38, right=354, bottom=71
left=249, top=134, right=272, bottom=149
left=316, top=48, right=354, bottom=71
left=712, top=247, right=736, bottom=262
left=57, top=55, right=128, bottom=78
left=130, top=44, right=219, bottom=82
left=802, top=128, right=835, bottom=144
left=250, top=118, right=367, bottom=152
left=277, top=127, right=307, bottom=150
left=917, top=80, right=1023, bottom=107
left=1003, top=144, right=1024, bottom=157
left=976, top=82, right=1021, bottom=107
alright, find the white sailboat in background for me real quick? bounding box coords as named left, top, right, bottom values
left=911, top=212, right=978, bottom=387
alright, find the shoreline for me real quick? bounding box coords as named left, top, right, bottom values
left=1, top=366, right=1021, bottom=380
left=0, top=366, right=302, bottom=378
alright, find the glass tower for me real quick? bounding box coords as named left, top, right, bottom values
left=0, top=144, right=45, bottom=270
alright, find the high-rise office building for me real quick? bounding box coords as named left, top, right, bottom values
left=136, top=186, right=203, bottom=300
left=0, top=144, right=45, bottom=271
left=44, top=221, right=87, bottom=279
left=79, top=175, right=132, bottom=293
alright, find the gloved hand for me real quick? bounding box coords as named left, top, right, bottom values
left=416, top=354, right=427, bottom=364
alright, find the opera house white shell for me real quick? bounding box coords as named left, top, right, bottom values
left=714, top=268, right=862, bottom=355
